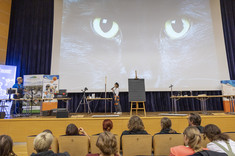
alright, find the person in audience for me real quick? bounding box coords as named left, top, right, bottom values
left=95, top=119, right=114, bottom=135
left=0, top=135, right=16, bottom=156
left=204, top=124, right=235, bottom=154
left=154, top=117, right=177, bottom=135
left=31, top=132, right=69, bottom=156
left=87, top=131, right=119, bottom=156
left=188, top=113, right=204, bottom=133
left=66, top=123, right=90, bottom=138
left=170, top=126, right=206, bottom=156
left=43, top=129, right=53, bottom=134
left=120, top=115, right=148, bottom=143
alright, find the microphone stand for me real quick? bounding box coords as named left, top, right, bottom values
left=169, top=84, right=174, bottom=113
left=105, top=76, right=107, bottom=114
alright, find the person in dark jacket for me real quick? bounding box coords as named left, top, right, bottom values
left=120, top=115, right=148, bottom=144
left=154, top=117, right=177, bottom=135
left=188, top=113, right=204, bottom=133
left=31, top=132, right=70, bottom=156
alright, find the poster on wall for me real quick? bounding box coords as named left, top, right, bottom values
left=42, top=75, right=59, bottom=111
left=221, top=80, right=235, bottom=112
left=0, top=65, right=16, bottom=115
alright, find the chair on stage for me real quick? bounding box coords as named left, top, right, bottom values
left=58, top=135, right=89, bottom=156
left=90, top=134, right=120, bottom=154
left=27, top=135, right=59, bottom=156
left=153, top=134, right=184, bottom=156
left=122, top=135, right=152, bottom=156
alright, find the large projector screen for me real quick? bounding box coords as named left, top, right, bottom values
left=51, top=0, right=230, bottom=92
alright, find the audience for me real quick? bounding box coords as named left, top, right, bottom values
left=188, top=113, right=204, bottom=133
left=170, top=126, right=206, bottom=156
left=204, top=124, right=235, bottom=154
left=154, top=117, right=177, bottom=135
left=31, top=132, right=69, bottom=156
left=0, top=135, right=16, bottom=156
left=66, top=123, right=89, bottom=138
left=103, top=119, right=113, bottom=132
left=87, top=131, right=119, bottom=156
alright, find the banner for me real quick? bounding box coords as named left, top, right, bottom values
left=221, top=80, right=235, bottom=112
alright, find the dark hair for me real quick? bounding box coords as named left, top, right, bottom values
left=43, top=129, right=53, bottom=134
left=66, top=124, right=79, bottom=135
left=115, top=82, right=119, bottom=87
left=204, top=124, right=229, bottom=142
left=0, top=135, right=16, bottom=156
left=189, top=113, right=201, bottom=126
left=128, top=115, right=145, bottom=131
left=103, top=119, right=113, bottom=132
left=161, top=117, right=176, bottom=133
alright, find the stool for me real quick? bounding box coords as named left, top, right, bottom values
left=130, top=101, right=146, bottom=116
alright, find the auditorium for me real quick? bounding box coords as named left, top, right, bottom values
left=0, top=0, right=235, bottom=155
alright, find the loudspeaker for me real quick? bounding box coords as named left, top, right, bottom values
left=42, top=110, right=53, bottom=116
left=0, top=112, right=6, bottom=119
left=56, top=110, right=69, bottom=118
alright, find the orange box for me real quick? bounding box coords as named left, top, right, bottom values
left=42, top=102, right=58, bottom=111
left=223, top=101, right=234, bottom=112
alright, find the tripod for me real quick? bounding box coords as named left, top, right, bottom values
left=75, top=91, right=91, bottom=113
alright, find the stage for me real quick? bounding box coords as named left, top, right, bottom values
left=1, top=111, right=235, bottom=143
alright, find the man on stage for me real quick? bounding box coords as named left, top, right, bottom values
left=112, top=82, right=122, bottom=115
left=11, top=77, right=24, bottom=115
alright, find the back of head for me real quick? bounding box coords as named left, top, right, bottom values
left=66, top=123, right=79, bottom=135
left=161, top=117, right=172, bottom=130
left=103, top=119, right=113, bottom=132
left=0, top=135, right=15, bottom=156
left=43, top=129, right=53, bottom=135
left=204, top=124, right=229, bottom=142
left=189, top=113, right=201, bottom=126
left=184, top=126, right=202, bottom=152
left=34, top=132, right=53, bottom=153
left=96, top=131, right=118, bottom=155
left=128, top=115, right=145, bottom=131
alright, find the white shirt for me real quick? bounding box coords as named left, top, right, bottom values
left=113, top=87, right=119, bottom=96
left=207, top=139, right=235, bottom=154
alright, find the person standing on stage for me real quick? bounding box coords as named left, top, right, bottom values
left=11, top=77, right=24, bottom=115
left=112, top=82, right=122, bottom=115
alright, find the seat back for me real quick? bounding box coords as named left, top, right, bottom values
left=122, top=135, right=152, bottom=156
left=90, top=134, right=120, bottom=154
left=58, top=135, right=89, bottom=156
left=153, top=134, right=184, bottom=156
left=27, top=135, right=58, bottom=156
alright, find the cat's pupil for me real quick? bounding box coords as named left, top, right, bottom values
left=172, top=19, right=184, bottom=33
left=100, top=18, right=113, bottom=33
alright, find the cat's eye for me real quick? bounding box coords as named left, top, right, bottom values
left=164, top=18, right=190, bottom=39
left=92, top=18, right=119, bottom=39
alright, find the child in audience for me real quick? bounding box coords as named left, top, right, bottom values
left=154, top=117, right=177, bottom=135
left=170, top=126, right=206, bottom=156
left=31, top=132, right=69, bottom=156
left=0, top=135, right=16, bottom=156
left=120, top=115, right=148, bottom=143
left=204, top=124, right=235, bottom=154
left=87, top=131, right=119, bottom=156
left=66, top=123, right=89, bottom=138
left=188, top=113, right=204, bottom=133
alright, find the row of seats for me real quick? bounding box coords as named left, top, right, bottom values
left=27, top=133, right=235, bottom=156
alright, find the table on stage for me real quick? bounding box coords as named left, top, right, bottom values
left=171, top=95, right=235, bottom=115
left=87, top=98, right=113, bottom=113
left=0, top=98, right=71, bottom=115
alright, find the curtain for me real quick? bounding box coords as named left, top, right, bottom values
left=5, top=0, right=54, bottom=79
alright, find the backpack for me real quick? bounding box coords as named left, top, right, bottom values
left=213, top=141, right=235, bottom=156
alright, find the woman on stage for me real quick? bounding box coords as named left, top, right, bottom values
left=112, top=82, right=122, bottom=115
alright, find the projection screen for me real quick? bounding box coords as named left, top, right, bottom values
left=51, top=0, right=230, bottom=92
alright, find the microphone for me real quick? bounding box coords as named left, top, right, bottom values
left=169, top=84, right=173, bottom=88
left=111, top=87, right=114, bottom=90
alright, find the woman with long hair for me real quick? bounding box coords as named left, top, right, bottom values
left=155, top=117, right=177, bottom=135
left=0, top=135, right=16, bottom=156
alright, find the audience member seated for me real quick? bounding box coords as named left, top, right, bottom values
left=0, top=135, right=16, bottom=156
left=95, top=119, right=113, bottom=135
left=204, top=124, right=235, bottom=155
left=120, top=115, right=148, bottom=143
left=170, top=126, right=207, bottom=156
left=154, top=117, right=177, bottom=135
left=188, top=113, right=204, bottom=133
left=31, top=132, right=69, bottom=156
left=66, top=123, right=89, bottom=138
left=43, top=129, right=53, bottom=134
left=87, top=131, right=119, bottom=156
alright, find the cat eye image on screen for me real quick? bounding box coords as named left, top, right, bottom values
left=52, top=0, right=229, bottom=92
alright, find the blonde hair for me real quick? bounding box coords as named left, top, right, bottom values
left=184, top=126, right=203, bottom=152
left=17, top=77, right=22, bottom=81
left=128, top=115, right=145, bottom=131
left=96, top=131, right=118, bottom=155
left=33, top=132, right=53, bottom=153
